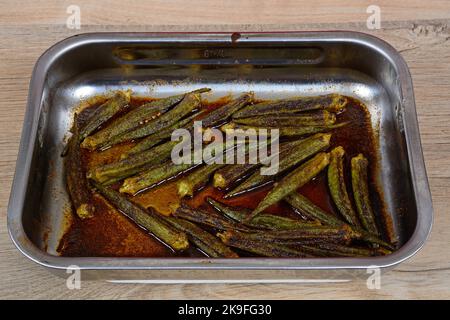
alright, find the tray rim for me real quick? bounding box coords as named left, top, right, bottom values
left=7, top=31, right=433, bottom=272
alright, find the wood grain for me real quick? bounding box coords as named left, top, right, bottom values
left=1, top=1, right=450, bottom=299
left=2, top=0, right=450, bottom=26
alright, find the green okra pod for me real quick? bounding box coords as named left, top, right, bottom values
left=177, top=164, right=226, bottom=198
left=173, top=203, right=251, bottom=232
left=79, top=90, right=131, bottom=141
left=120, top=161, right=197, bottom=195
left=65, top=114, right=95, bottom=219
left=88, top=140, right=177, bottom=184
left=234, top=110, right=336, bottom=127
left=122, top=140, right=228, bottom=194
left=247, top=215, right=320, bottom=230
left=300, top=243, right=390, bottom=257
left=226, top=133, right=331, bottom=198
left=285, top=193, right=343, bottom=227
left=286, top=192, right=394, bottom=250
left=351, top=154, right=379, bottom=235
left=104, top=91, right=206, bottom=146
left=232, top=94, right=348, bottom=119
left=81, top=92, right=185, bottom=150
left=201, top=92, right=253, bottom=127
left=212, top=133, right=279, bottom=190
left=297, top=245, right=355, bottom=257
left=222, top=122, right=348, bottom=138
left=239, top=225, right=355, bottom=242
left=358, top=230, right=394, bottom=250
left=121, top=111, right=201, bottom=158
left=207, top=198, right=320, bottom=230
left=92, top=181, right=189, bottom=251
left=250, top=152, right=331, bottom=219
left=217, top=231, right=310, bottom=257
left=206, top=197, right=253, bottom=222
left=165, top=217, right=238, bottom=258
left=213, top=163, right=260, bottom=189
left=328, top=146, right=361, bottom=227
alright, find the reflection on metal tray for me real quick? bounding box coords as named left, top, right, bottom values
left=7, top=32, right=432, bottom=281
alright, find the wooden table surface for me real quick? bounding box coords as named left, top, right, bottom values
left=1, top=0, right=450, bottom=299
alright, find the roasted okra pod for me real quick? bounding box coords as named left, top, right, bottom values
left=217, top=231, right=311, bottom=258
left=174, top=203, right=251, bottom=232
left=234, top=110, right=336, bottom=127
left=65, top=114, right=95, bottom=219
left=351, top=154, right=379, bottom=235
left=227, top=133, right=331, bottom=198
left=222, top=122, right=348, bottom=137
left=327, top=146, right=361, bottom=227
left=300, top=243, right=388, bottom=257
left=286, top=192, right=393, bottom=250
left=207, top=198, right=320, bottom=230
left=122, top=111, right=201, bottom=158
left=201, top=92, right=253, bottom=127
left=213, top=163, right=260, bottom=189
left=177, top=164, right=225, bottom=198
left=82, top=93, right=176, bottom=150
left=232, top=94, right=348, bottom=119
left=79, top=90, right=131, bottom=141
left=92, top=182, right=189, bottom=251
left=104, top=91, right=207, bottom=146
left=250, top=152, right=331, bottom=219
left=120, top=161, right=196, bottom=195
left=165, top=217, right=238, bottom=258
left=88, top=140, right=177, bottom=184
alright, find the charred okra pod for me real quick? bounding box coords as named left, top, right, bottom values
left=207, top=198, right=320, bottom=230
left=201, top=92, right=253, bottom=127
left=250, top=152, right=331, bottom=219
left=217, top=231, right=310, bottom=257
left=328, top=146, right=361, bottom=227
left=226, top=133, right=331, bottom=198
left=351, top=154, right=379, bottom=235
left=92, top=181, right=189, bottom=251
left=232, top=94, right=348, bottom=119
left=165, top=217, right=238, bottom=258
left=234, top=110, right=336, bottom=127
left=173, top=203, right=251, bottom=232
left=104, top=91, right=206, bottom=145
left=88, top=140, right=177, bottom=184
left=79, top=91, right=131, bottom=141
left=65, top=114, right=95, bottom=219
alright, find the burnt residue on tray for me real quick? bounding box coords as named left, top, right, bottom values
left=58, top=95, right=393, bottom=257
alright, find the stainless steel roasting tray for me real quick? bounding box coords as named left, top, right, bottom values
left=7, top=32, right=432, bottom=281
